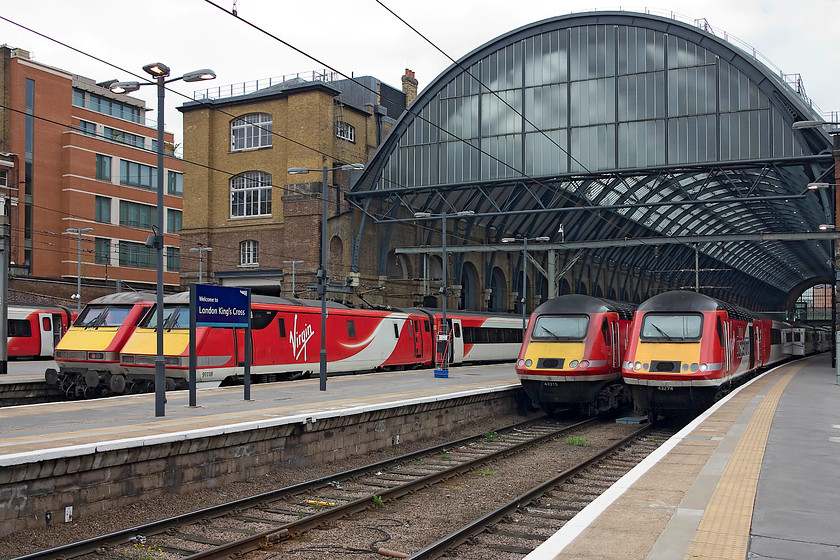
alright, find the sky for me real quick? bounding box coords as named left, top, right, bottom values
left=2, top=0, right=838, bottom=147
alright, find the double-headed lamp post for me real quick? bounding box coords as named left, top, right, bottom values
left=287, top=163, right=364, bottom=391
left=111, top=63, right=216, bottom=417
left=413, top=210, right=475, bottom=376
left=189, top=245, right=213, bottom=284
left=502, top=236, right=550, bottom=334
left=66, top=227, right=93, bottom=313
left=283, top=260, right=304, bottom=296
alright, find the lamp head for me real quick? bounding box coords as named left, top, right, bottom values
left=414, top=212, right=432, bottom=218
left=143, top=62, right=171, bottom=78
left=182, top=69, right=216, bottom=82
left=501, top=237, right=515, bottom=243
left=535, top=236, right=551, bottom=242
left=110, top=81, right=141, bottom=94
left=287, top=168, right=311, bottom=175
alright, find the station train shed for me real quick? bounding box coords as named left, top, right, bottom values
left=346, top=11, right=837, bottom=313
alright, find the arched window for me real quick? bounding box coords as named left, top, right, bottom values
left=231, top=171, right=272, bottom=217
left=240, top=240, right=259, bottom=266
left=231, top=113, right=272, bottom=151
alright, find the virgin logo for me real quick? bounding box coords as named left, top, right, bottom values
left=289, top=314, right=315, bottom=361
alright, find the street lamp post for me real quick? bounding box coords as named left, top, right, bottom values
left=502, top=236, right=550, bottom=334
left=111, top=63, right=215, bottom=417
left=66, top=227, right=94, bottom=313
left=283, top=260, right=304, bottom=296
left=287, top=163, right=364, bottom=391
left=795, top=119, right=840, bottom=384
left=414, top=210, right=475, bottom=377
left=189, top=245, right=213, bottom=283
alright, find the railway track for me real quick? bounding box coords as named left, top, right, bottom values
left=12, top=416, right=603, bottom=560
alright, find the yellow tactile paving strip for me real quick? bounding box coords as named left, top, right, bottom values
left=685, top=368, right=796, bottom=560
left=552, top=362, right=803, bottom=560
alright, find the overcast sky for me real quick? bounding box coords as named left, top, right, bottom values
left=2, top=0, right=838, bottom=147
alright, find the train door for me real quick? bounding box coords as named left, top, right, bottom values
left=748, top=324, right=755, bottom=369
left=723, top=319, right=732, bottom=373
left=411, top=318, right=424, bottom=359
left=609, top=319, right=620, bottom=367
left=450, top=319, right=464, bottom=364
left=39, top=313, right=61, bottom=357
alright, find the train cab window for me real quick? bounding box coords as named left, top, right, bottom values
left=393, top=323, right=399, bottom=338
left=347, top=320, right=357, bottom=338
left=532, top=315, right=588, bottom=340
left=8, top=319, right=32, bottom=337
left=102, top=306, right=132, bottom=327
left=250, top=309, right=276, bottom=330
left=424, top=320, right=430, bottom=332
left=453, top=323, right=461, bottom=338
left=640, top=313, right=702, bottom=341
left=716, top=317, right=724, bottom=347
left=75, top=306, right=107, bottom=327
left=601, top=318, right=611, bottom=346
left=277, top=317, right=286, bottom=337
left=169, top=307, right=190, bottom=329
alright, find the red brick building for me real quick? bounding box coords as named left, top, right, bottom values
left=0, top=46, right=183, bottom=305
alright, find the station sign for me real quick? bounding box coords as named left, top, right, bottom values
left=194, top=284, right=250, bottom=327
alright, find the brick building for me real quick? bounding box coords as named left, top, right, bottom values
left=0, top=45, right=184, bottom=305
left=178, top=70, right=412, bottom=297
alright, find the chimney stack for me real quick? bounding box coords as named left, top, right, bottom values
left=401, top=68, right=418, bottom=107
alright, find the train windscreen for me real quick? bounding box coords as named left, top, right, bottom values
left=532, top=315, right=589, bottom=340
left=640, top=313, right=703, bottom=341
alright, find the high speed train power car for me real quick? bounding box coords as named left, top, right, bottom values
left=516, top=294, right=637, bottom=416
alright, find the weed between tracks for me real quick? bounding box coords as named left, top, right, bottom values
left=124, top=542, right=170, bottom=560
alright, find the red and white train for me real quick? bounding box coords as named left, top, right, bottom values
left=7, top=303, right=74, bottom=359
left=515, top=295, right=637, bottom=417
left=47, top=292, right=156, bottom=397
left=621, top=290, right=797, bottom=417
left=48, top=291, right=524, bottom=397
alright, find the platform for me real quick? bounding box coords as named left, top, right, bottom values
left=525, top=353, right=840, bottom=560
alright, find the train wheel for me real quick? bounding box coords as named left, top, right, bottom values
left=45, top=368, right=59, bottom=385
left=84, top=371, right=101, bottom=388
left=109, top=374, right=127, bottom=394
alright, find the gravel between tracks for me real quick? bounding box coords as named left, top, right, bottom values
left=2, top=414, right=639, bottom=560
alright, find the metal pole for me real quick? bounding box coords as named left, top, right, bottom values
left=283, top=260, right=303, bottom=296
left=320, top=166, right=328, bottom=391
left=0, top=212, right=7, bottom=375
left=521, top=238, right=528, bottom=334
left=76, top=228, right=83, bottom=314
left=154, top=74, right=166, bottom=417
left=441, top=212, right=448, bottom=371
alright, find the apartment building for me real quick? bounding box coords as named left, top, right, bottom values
left=0, top=45, right=183, bottom=304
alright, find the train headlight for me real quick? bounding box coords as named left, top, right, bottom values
left=87, top=352, right=105, bottom=360
left=569, top=360, right=579, bottom=368
left=164, top=356, right=182, bottom=366
left=690, top=363, right=699, bottom=372
left=634, top=361, right=643, bottom=370
left=517, top=359, right=524, bottom=367
left=580, top=360, right=589, bottom=368
left=699, top=363, right=709, bottom=371
left=122, top=354, right=135, bottom=364
left=525, top=359, right=533, bottom=367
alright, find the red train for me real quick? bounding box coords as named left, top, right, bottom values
left=621, top=290, right=794, bottom=417
left=6, top=303, right=74, bottom=359
left=515, top=295, right=637, bottom=416
left=50, top=292, right=524, bottom=397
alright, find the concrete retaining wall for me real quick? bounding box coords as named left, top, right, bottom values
left=0, top=388, right=528, bottom=537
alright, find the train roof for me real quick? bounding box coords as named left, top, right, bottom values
left=87, top=292, right=157, bottom=305
left=532, top=294, right=637, bottom=321
left=638, top=290, right=755, bottom=322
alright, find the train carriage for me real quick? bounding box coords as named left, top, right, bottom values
left=7, top=303, right=74, bottom=359
left=516, top=294, right=636, bottom=416
left=621, top=290, right=789, bottom=416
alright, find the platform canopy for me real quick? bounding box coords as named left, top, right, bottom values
left=347, top=11, right=836, bottom=310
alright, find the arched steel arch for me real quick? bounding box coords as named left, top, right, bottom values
left=347, top=10, right=835, bottom=310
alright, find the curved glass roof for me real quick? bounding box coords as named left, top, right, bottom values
left=348, top=11, right=835, bottom=310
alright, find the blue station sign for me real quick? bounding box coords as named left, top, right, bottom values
left=195, top=284, right=250, bottom=327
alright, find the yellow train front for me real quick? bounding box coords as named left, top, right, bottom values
left=621, top=290, right=761, bottom=417
left=516, top=294, right=636, bottom=416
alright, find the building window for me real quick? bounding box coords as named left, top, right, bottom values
left=230, top=171, right=272, bottom=217
left=119, top=200, right=156, bottom=229
left=104, top=126, right=145, bottom=149
left=120, top=160, right=157, bottom=190
left=94, top=238, right=110, bottom=264
left=95, top=196, right=111, bottom=223
left=167, top=171, right=183, bottom=195
left=95, top=154, right=111, bottom=181
left=167, top=209, right=182, bottom=233
left=231, top=113, right=273, bottom=151
left=79, top=120, right=96, bottom=136
left=72, top=88, right=85, bottom=108
left=240, top=240, right=259, bottom=266
left=0, top=169, right=7, bottom=188
left=79, top=90, right=143, bottom=124
left=118, top=240, right=155, bottom=269
left=336, top=121, right=355, bottom=142
left=166, top=247, right=180, bottom=271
